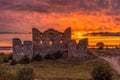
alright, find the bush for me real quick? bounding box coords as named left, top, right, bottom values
left=53, top=51, right=62, bottom=59
left=32, top=54, right=42, bottom=61
left=0, top=57, right=4, bottom=64
left=0, top=52, right=5, bottom=56
left=44, top=51, right=62, bottom=60
left=8, top=54, right=13, bottom=60
left=10, top=59, right=17, bottom=65
left=96, top=42, right=105, bottom=49
left=0, top=67, right=15, bottom=80
left=16, top=67, right=35, bottom=80
left=19, top=55, right=30, bottom=64
left=91, top=62, right=113, bottom=80
left=1, top=54, right=13, bottom=63
left=44, top=54, right=54, bottom=60
left=3, top=55, right=9, bottom=63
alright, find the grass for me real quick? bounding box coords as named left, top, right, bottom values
left=1, top=58, right=119, bottom=80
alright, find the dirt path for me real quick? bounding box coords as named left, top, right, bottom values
left=99, top=56, right=120, bottom=80
left=92, top=51, right=120, bottom=74
left=102, top=57, right=120, bottom=74
left=90, top=49, right=120, bottom=79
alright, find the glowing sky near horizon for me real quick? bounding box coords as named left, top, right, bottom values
left=0, top=0, right=120, bottom=47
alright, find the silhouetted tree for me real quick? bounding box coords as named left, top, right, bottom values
left=96, top=42, right=105, bottom=49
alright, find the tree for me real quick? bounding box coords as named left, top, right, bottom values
left=96, top=42, right=105, bottom=49
left=91, top=62, right=113, bottom=80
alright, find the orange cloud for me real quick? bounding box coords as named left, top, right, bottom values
left=0, top=0, right=120, bottom=47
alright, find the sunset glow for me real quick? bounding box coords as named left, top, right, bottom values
left=0, top=0, right=120, bottom=47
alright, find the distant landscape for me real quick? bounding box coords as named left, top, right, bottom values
left=84, top=32, right=120, bottom=36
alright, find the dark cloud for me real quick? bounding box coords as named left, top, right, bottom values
left=0, top=0, right=49, bottom=12
left=0, top=0, right=119, bottom=33
left=105, top=0, right=120, bottom=15
left=79, top=0, right=95, bottom=10
left=47, top=0, right=76, bottom=6
left=0, top=0, right=119, bottom=15
left=96, top=0, right=109, bottom=8
left=78, top=0, right=110, bottom=11
left=112, top=0, right=120, bottom=10
left=0, top=32, right=30, bottom=34
left=7, top=4, right=49, bottom=12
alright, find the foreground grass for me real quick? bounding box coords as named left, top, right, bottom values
left=1, top=58, right=119, bottom=80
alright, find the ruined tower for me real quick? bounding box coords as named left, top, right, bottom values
left=32, top=27, right=71, bottom=57
left=13, top=27, right=88, bottom=61
left=68, top=38, right=88, bottom=60
left=13, top=38, right=33, bottom=61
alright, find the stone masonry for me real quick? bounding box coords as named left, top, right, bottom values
left=13, top=27, right=88, bottom=61
left=13, top=38, right=33, bottom=61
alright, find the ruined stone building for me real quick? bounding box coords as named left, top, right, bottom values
left=13, top=38, right=33, bottom=61
left=13, top=27, right=88, bottom=61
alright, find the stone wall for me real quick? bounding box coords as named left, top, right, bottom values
left=68, top=38, right=88, bottom=60
left=13, top=27, right=88, bottom=61
left=32, top=27, right=71, bottom=57
left=13, top=38, right=33, bottom=61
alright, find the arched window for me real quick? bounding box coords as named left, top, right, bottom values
left=60, top=40, right=63, bottom=44
left=49, top=40, right=53, bottom=45
left=60, top=34, right=63, bottom=37
left=40, top=33, right=43, bottom=37
left=40, top=40, right=43, bottom=45
left=49, top=33, right=53, bottom=37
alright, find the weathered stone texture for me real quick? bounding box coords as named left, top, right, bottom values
left=32, top=27, right=71, bottom=57
left=68, top=38, right=88, bottom=60
left=13, top=27, right=88, bottom=61
left=13, top=38, right=33, bottom=61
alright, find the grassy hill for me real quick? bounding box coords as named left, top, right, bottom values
left=1, top=58, right=119, bottom=80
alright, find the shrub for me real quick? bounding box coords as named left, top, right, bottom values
left=96, top=42, right=105, bottom=49
left=19, top=55, right=30, bottom=64
left=53, top=51, right=62, bottom=59
left=8, top=54, right=13, bottom=60
left=0, top=54, right=13, bottom=63
left=16, top=67, right=35, bottom=80
left=3, top=55, right=9, bottom=63
left=44, top=54, right=54, bottom=60
left=32, top=54, right=42, bottom=61
left=0, top=67, right=15, bottom=80
left=91, top=62, right=113, bottom=80
left=44, top=51, right=62, bottom=60
left=10, top=59, right=17, bottom=65
left=0, top=57, right=3, bottom=64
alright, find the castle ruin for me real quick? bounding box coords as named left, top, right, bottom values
left=13, top=27, right=88, bottom=61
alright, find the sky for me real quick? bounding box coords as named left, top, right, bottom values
left=0, top=0, right=120, bottom=33
left=0, top=0, right=120, bottom=47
